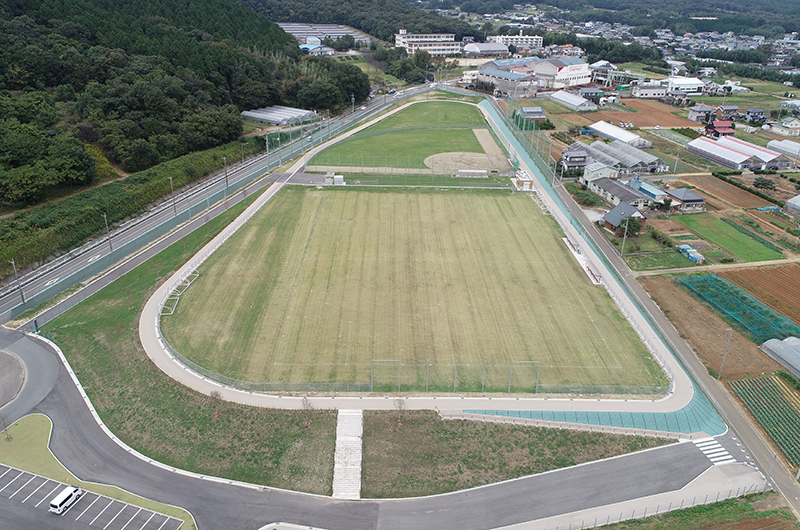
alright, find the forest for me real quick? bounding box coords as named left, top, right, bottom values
left=0, top=0, right=370, bottom=208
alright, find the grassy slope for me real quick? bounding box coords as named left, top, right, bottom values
left=675, top=214, right=783, bottom=262
left=361, top=410, right=672, bottom=498
left=43, top=189, right=337, bottom=494
left=162, top=187, right=665, bottom=390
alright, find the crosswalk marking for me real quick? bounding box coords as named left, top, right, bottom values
left=695, top=438, right=736, bottom=465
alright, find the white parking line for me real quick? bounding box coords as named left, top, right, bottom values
left=9, top=475, right=36, bottom=498
left=156, top=517, right=171, bottom=530
left=90, top=499, right=115, bottom=525
left=0, top=468, right=11, bottom=480
left=104, top=504, right=127, bottom=530
left=36, top=485, right=61, bottom=507
left=119, top=507, right=142, bottom=530
left=76, top=494, right=101, bottom=520
left=0, top=471, right=23, bottom=492
left=138, top=512, right=156, bottom=530
left=22, top=478, right=50, bottom=503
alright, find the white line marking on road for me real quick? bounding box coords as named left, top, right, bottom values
left=44, top=277, right=60, bottom=287
left=76, top=494, right=101, bottom=520
left=119, top=507, right=142, bottom=530
left=22, top=478, right=49, bottom=503
left=36, top=485, right=61, bottom=507
left=138, top=512, right=156, bottom=530
left=90, top=499, right=115, bottom=525
left=0, top=471, right=23, bottom=493
left=104, top=504, right=127, bottom=529
left=9, top=474, right=36, bottom=498
left=88, top=254, right=102, bottom=263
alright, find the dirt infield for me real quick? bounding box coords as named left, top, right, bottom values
left=678, top=175, right=773, bottom=209
left=720, top=264, right=800, bottom=325
left=423, top=152, right=511, bottom=173
left=640, top=276, right=781, bottom=380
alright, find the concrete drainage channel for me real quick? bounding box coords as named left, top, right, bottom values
left=0, top=463, right=182, bottom=530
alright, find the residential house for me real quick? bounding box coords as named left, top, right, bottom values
left=587, top=177, right=652, bottom=209
left=688, top=105, right=715, bottom=123
left=705, top=120, right=736, bottom=138
left=771, top=116, right=800, bottom=137
left=580, top=162, right=619, bottom=185
left=745, top=108, right=767, bottom=124
left=602, top=202, right=647, bottom=232
left=560, top=144, right=591, bottom=171
left=716, top=105, right=740, bottom=120
left=665, top=188, right=706, bottom=212
left=578, top=86, right=601, bottom=99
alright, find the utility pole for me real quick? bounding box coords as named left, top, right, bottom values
left=674, top=149, right=681, bottom=174
left=9, top=258, right=25, bottom=303
left=241, top=143, right=246, bottom=164
left=718, top=328, right=733, bottom=380
left=620, top=216, right=630, bottom=256
left=351, top=94, right=355, bottom=117
left=168, top=177, right=177, bottom=217
left=102, top=212, right=113, bottom=252
left=763, top=454, right=777, bottom=493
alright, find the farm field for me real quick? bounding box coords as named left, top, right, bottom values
left=720, top=264, right=800, bottom=325
left=677, top=175, right=773, bottom=209
left=640, top=276, right=782, bottom=380
left=675, top=214, right=783, bottom=262
left=162, top=186, right=665, bottom=392
left=729, top=376, right=800, bottom=467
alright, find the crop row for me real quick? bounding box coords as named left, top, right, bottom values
left=728, top=376, right=800, bottom=466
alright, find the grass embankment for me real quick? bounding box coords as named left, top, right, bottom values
left=361, top=410, right=672, bottom=498
left=598, top=492, right=798, bottom=530
left=42, top=188, right=337, bottom=495
left=0, top=415, right=195, bottom=529
left=162, top=186, right=665, bottom=391
left=675, top=214, right=783, bottom=262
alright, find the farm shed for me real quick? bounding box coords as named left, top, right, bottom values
left=589, top=121, right=652, bottom=148
left=241, top=105, right=316, bottom=125
left=786, top=194, right=800, bottom=216
left=587, top=140, right=666, bottom=173
left=687, top=137, right=759, bottom=170
left=549, top=90, right=597, bottom=111
left=665, top=188, right=706, bottom=212
left=519, top=106, right=546, bottom=121
left=716, top=136, right=793, bottom=169
left=766, top=139, right=800, bottom=161
left=761, top=337, right=800, bottom=380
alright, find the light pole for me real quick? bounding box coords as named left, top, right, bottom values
left=718, top=327, right=733, bottom=380
left=9, top=258, right=25, bottom=303
left=168, top=177, right=177, bottom=217
left=241, top=143, right=246, bottom=164
left=102, top=212, right=113, bottom=252
left=265, top=133, right=269, bottom=166
left=223, top=155, right=228, bottom=198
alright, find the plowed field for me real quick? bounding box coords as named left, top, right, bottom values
left=595, top=99, right=699, bottom=128
left=720, top=264, right=800, bottom=325
left=677, top=175, right=772, bottom=209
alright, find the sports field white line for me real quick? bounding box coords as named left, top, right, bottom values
left=76, top=494, right=101, bottom=520
left=0, top=470, right=23, bottom=492
left=22, top=478, right=50, bottom=503
left=9, top=474, right=36, bottom=498
left=36, top=484, right=61, bottom=507
left=104, top=504, right=128, bottom=529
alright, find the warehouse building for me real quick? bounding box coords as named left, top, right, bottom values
left=478, top=69, right=535, bottom=97
left=588, top=121, right=652, bottom=148
left=549, top=90, right=597, bottom=111
left=667, top=77, right=705, bottom=96
left=489, top=32, right=543, bottom=49
left=464, top=42, right=509, bottom=58
left=631, top=84, right=667, bottom=98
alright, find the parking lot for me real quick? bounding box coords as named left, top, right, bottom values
left=0, top=463, right=183, bottom=530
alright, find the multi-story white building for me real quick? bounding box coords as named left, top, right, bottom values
left=488, top=32, right=543, bottom=49
left=395, top=29, right=463, bottom=57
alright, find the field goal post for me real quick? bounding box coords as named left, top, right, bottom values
left=508, top=361, right=541, bottom=394
left=371, top=359, right=401, bottom=392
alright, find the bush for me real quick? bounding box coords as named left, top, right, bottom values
left=753, top=177, right=777, bottom=190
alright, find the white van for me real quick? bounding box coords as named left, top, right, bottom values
left=49, top=486, right=83, bottom=514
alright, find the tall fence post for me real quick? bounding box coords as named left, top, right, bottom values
left=453, top=360, right=458, bottom=392
left=508, top=361, right=514, bottom=394
left=482, top=360, right=486, bottom=394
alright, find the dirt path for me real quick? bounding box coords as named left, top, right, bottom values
left=633, top=256, right=800, bottom=277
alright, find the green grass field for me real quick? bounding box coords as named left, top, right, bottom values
left=162, top=186, right=666, bottom=393
left=675, top=214, right=783, bottom=262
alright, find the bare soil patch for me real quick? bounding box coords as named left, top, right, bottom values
left=473, top=128, right=504, bottom=158
left=640, top=276, right=781, bottom=380
left=594, top=99, right=699, bottom=128
left=423, top=151, right=511, bottom=172
left=720, top=264, right=800, bottom=325
left=678, top=175, right=773, bottom=209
